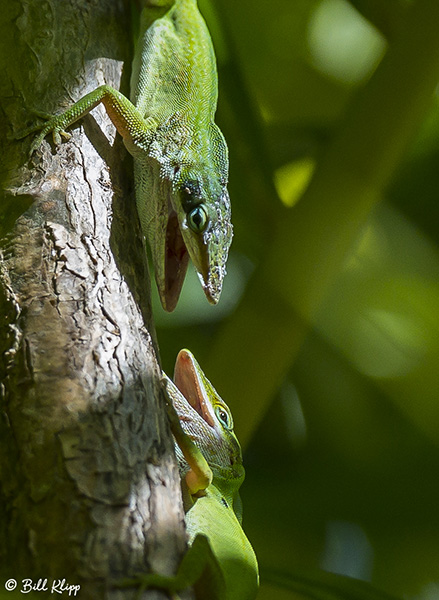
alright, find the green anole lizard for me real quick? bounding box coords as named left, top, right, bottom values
left=120, top=349, right=259, bottom=599
left=18, top=0, right=233, bottom=312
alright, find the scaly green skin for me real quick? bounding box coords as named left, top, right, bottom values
left=166, top=349, right=258, bottom=599
left=21, top=0, right=233, bottom=312
left=121, top=349, right=259, bottom=599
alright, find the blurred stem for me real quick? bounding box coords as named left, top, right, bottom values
left=207, top=0, right=439, bottom=446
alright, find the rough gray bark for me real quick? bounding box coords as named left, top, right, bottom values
left=0, top=0, right=188, bottom=598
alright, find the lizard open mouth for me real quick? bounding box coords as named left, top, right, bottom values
left=174, top=350, right=215, bottom=427
left=164, top=211, right=189, bottom=312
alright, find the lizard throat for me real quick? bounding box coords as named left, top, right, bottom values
left=164, top=211, right=189, bottom=311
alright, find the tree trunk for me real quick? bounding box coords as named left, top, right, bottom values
left=0, top=1, right=187, bottom=598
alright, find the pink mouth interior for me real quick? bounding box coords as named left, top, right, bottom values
left=174, top=353, right=214, bottom=426
left=164, top=212, right=189, bottom=311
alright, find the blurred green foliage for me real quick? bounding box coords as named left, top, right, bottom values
left=153, top=1, right=439, bottom=598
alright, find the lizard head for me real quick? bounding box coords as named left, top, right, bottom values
left=171, top=349, right=244, bottom=489
left=157, top=120, right=233, bottom=311
left=139, top=121, right=233, bottom=312
left=166, top=169, right=233, bottom=311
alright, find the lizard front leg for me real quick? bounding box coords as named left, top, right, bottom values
left=17, top=85, right=156, bottom=157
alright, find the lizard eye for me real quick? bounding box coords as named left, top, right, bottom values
left=187, top=205, right=209, bottom=233
left=215, top=405, right=233, bottom=430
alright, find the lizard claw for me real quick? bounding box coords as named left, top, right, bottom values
left=26, top=124, right=70, bottom=157
left=59, top=129, right=71, bottom=140
left=13, top=110, right=72, bottom=157
left=11, top=123, right=44, bottom=141
left=52, top=127, right=71, bottom=146
left=29, top=128, right=51, bottom=157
